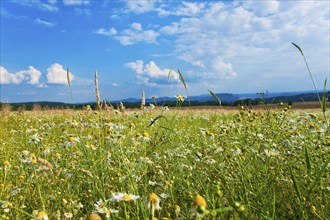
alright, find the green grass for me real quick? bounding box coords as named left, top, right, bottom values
left=0, top=107, right=329, bottom=219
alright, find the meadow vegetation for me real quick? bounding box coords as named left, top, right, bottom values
left=0, top=105, right=329, bottom=219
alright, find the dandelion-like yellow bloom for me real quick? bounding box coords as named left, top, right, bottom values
left=190, top=194, right=208, bottom=219
left=88, top=213, right=102, bottom=220
left=148, top=193, right=160, bottom=207
left=68, top=137, right=75, bottom=142
left=311, top=205, right=316, bottom=213
left=174, top=205, right=181, bottom=218
left=143, top=132, right=150, bottom=138
left=36, top=211, right=48, bottom=220
left=191, top=194, right=207, bottom=208
left=148, top=193, right=161, bottom=219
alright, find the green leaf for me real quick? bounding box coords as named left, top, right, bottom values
left=322, top=78, right=327, bottom=113
left=290, top=166, right=301, bottom=202
left=292, top=42, right=304, bottom=55
left=306, top=158, right=330, bottom=200
left=211, top=206, right=234, bottom=213
left=304, top=146, right=311, bottom=176
left=168, top=68, right=172, bottom=80
left=208, top=90, right=221, bottom=106
left=177, top=69, right=187, bottom=90
left=148, top=115, right=168, bottom=127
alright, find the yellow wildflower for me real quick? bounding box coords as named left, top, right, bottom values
left=88, top=213, right=102, bottom=220
left=190, top=194, right=208, bottom=219
left=36, top=211, right=48, bottom=220
left=148, top=193, right=161, bottom=219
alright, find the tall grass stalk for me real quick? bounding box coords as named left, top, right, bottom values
left=141, top=89, right=146, bottom=109
left=94, top=70, right=101, bottom=110
left=292, top=42, right=328, bottom=129
left=177, top=69, right=191, bottom=107
left=291, top=42, right=321, bottom=104
left=208, top=90, right=221, bottom=106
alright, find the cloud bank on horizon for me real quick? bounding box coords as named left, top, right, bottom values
left=0, top=0, right=329, bottom=103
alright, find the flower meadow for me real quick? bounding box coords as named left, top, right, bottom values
left=0, top=106, right=329, bottom=220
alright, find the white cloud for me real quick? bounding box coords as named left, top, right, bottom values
left=35, top=18, right=56, bottom=27
left=154, top=0, right=329, bottom=93
left=0, top=66, right=42, bottom=85
left=173, top=1, right=206, bottom=16
left=46, top=63, right=74, bottom=84
left=125, top=60, right=179, bottom=86
left=131, top=22, right=142, bottom=31
left=63, top=0, right=89, bottom=6
left=125, top=60, right=144, bottom=74
left=124, top=0, right=157, bottom=14
left=0, top=66, right=19, bottom=84
left=10, top=0, right=58, bottom=12
left=107, top=23, right=159, bottom=45
left=93, top=28, right=117, bottom=36
left=239, top=0, right=280, bottom=16
left=211, top=58, right=237, bottom=78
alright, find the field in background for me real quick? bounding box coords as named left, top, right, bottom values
left=1, top=106, right=329, bottom=219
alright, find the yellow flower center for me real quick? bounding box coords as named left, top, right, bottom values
left=148, top=193, right=159, bottom=202
left=269, top=151, right=276, bottom=156
left=123, top=194, right=132, bottom=201
left=68, top=137, right=75, bottom=142
left=36, top=211, right=48, bottom=219
left=88, top=213, right=102, bottom=220
left=192, top=194, right=207, bottom=208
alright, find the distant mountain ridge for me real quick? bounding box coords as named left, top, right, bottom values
left=1, top=90, right=327, bottom=108
left=115, top=90, right=322, bottom=103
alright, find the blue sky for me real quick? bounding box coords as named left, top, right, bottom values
left=1, top=0, right=329, bottom=103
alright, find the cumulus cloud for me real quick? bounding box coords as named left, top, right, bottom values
left=124, top=0, right=157, bottom=14
left=173, top=1, right=206, bottom=16
left=154, top=0, right=329, bottom=92
left=125, top=60, right=179, bottom=86
left=35, top=18, right=56, bottom=27
left=0, top=66, right=42, bottom=85
left=96, top=23, right=159, bottom=45
left=93, top=28, right=117, bottom=36
left=239, top=0, right=280, bottom=16
left=10, top=0, right=58, bottom=12
left=63, top=0, right=89, bottom=6
left=46, top=63, right=74, bottom=84
left=211, top=58, right=237, bottom=78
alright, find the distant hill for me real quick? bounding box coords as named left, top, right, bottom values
left=1, top=91, right=328, bottom=110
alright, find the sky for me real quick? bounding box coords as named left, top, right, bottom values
left=0, top=0, right=329, bottom=103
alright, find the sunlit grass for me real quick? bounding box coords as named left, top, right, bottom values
left=0, top=106, right=329, bottom=219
